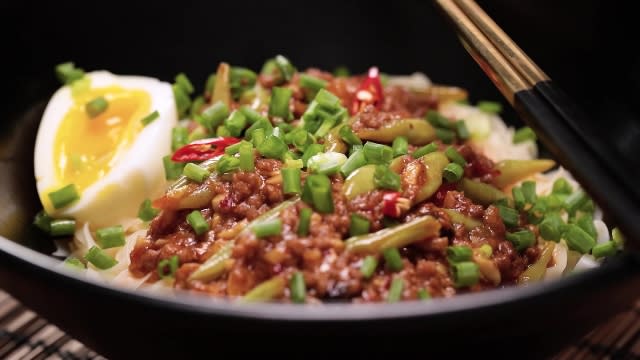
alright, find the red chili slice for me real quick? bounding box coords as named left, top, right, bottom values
left=383, top=191, right=402, bottom=218
left=171, top=137, right=241, bottom=162
left=350, top=66, right=385, bottom=115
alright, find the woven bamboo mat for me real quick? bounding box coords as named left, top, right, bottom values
left=0, top=289, right=639, bottom=360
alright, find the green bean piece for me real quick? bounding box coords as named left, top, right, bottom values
left=188, top=241, right=234, bottom=281
left=493, top=159, right=556, bottom=189
left=442, top=209, right=482, bottom=231
left=414, top=152, right=450, bottom=204
left=457, top=178, right=507, bottom=207
left=356, top=118, right=436, bottom=146
left=324, top=124, right=349, bottom=154
left=345, top=216, right=441, bottom=254
left=342, top=164, right=377, bottom=200
left=518, top=241, right=554, bottom=284
left=211, top=62, right=231, bottom=108
left=242, top=276, right=286, bottom=302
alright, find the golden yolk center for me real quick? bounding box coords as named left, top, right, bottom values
left=53, top=85, right=151, bottom=193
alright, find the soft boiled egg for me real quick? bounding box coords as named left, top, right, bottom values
left=34, top=70, right=177, bottom=228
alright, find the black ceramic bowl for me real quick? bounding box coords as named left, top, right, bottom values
left=1, top=1, right=639, bottom=358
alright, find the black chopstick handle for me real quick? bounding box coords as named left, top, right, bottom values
left=514, top=88, right=640, bottom=250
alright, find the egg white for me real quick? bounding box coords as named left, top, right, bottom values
left=34, top=71, right=177, bottom=228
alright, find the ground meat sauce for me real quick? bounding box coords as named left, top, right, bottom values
left=129, top=66, right=541, bottom=303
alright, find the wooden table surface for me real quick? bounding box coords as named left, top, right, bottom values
left=0, top=289, right=639, bottom=359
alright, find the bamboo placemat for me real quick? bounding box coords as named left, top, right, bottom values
left=0, top=288, right=639, bottom=359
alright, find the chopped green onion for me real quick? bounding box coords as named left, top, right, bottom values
left=455, top=120, right=470, bottom=140
left=163, top=155, right=185, bottom=180
left=205, top=73, right=216, bottom=96
left=274, top=55, right=296, bottom=82
left=172, top=84, right=191, bottom=118
left=612, top=227, right=625, bottom=248
left=417, top=288, right=431, bottom=300
left=183, top=163, right=211, bottom=182
left=299, top=74, right=327, bottom=98
left=314, top=88, right=341, bottom=109
left=190, top=96, right=205, bottom=118
left=360, top=255, right=378, bottom=279
left=281, top=167, right=302, bottom=195
left=157, top=255, right=179, bottom=279
left=392, top=136, right=408, bottom=157
left=314, top=114, right=340, bottom=138
left=301, top=174, right=334, bottom=213
left=298, top=208, right=312, bottom=236
left=239, top=106, right=268, bottom=124
left=224, top=141, right=243, bottom=155
left=301, top=143, right=324, bottom=167
left=216, top=154, right=241, bottom=173
left=141, top=110, right=160, bottom=126
left=444, top=146, right=467, bottom=166
left=564, top=190, right=588, bottom=214
left=339, top=125, right=362, bottom=146
left=349, top=144, right=363, bottom=156
left=188, top=125, right=209, bottom=142
left=426, top=110, right=452, bottom=129
left=64, top=257, right=85, bottom=269
left=350, top=214, right=371, bottom=237
left=388, top=277, right=404, bottom=303
left=216, top=124, right=231, bottom=137
left=564, top=224, right=596, bottom=254
left=290, top=272, right=306, bottom=303
left=85, top=96, right=108, bottom=118
left=200, top=101, right=229, bottom=131
left=95, top=225, right=125, bottom=249
left=278, top=122, right=294, bottom=134
left=506, top=230, right=536, bottom=251
left=239, top=142, right=255, bottom=171
left=592, top=241, right=617, bottom=259
left=479, top=244, right=493, bottom=257
left=307, top=152, right=347, bottom=175
left=340, top=148, right=367, bottom=177
left=435, top=128, right=455, bottom=144
left=497, top=204, right=519, bottom=228
left=48, top=184, right=80, bottom=209
left=268, top=86, right=292, bottom=120
left=33, top=211, right=52, bottom=233
left=443, top=163, right=464, bottom=182
left=513, top=126, right=536, bottom=143
left=250, top=128, right=267, bottom=147
left=187, top=210, right=209, bottom=236
left=575, top=213, right=597, bottom=239
left=55, top=62, right=85, bottom=85
left=285, top=158, right=303, bottom=169
left=383, top=248, right=403, bottom=272
left=452, top=261, right=480, bottom=287
left=138, top=199, right=159, bottom=222
left=230, top=67, right=257, bottom=99
left=412, top=142, right=438, bottom=159
left=288, top=128, right=314, bottom=152
left=84, top=246, right=118, bottom=270
left=521, top=181, right=537, bottom=205
left=257, top=135, right=288, bottom=159
left=477, top=100, right=502, bottom=114
left=539, top=212, right=564, bottom=241
left=70, top=77, right=91, bottom=96
left=374, top=164, right=401, bottom=190
left=544, top=194, right=566, bottom=210
left=527, top=201, right=547, bottom=225
left=224, top=110, right=247, bottom=137
left=363, top=141, right=393, bottom=164
left=50, top=219, right=76, bottom=237
left=171, top=126, right=188, bottom=151
left=447, top=245, right=472, bottom=263
left=251, top=218, right=282, bottom=238
left=552, top=178, right=573, bottom=195
left=175, top=73, right=194, bottom=94
left=333, top=65, right=350, bottom=77
left=512, top=186, right=526, bottom=210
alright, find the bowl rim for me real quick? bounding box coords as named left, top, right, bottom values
left=1, top=234, right=637, bottom=321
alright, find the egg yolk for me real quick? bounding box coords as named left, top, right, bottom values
left=53, top=86, right=151, bottom=193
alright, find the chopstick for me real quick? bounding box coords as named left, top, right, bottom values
left=435, top=0, right=640, bottom=248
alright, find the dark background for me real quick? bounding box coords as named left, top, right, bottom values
left=2, top=0, right=637, bottom=129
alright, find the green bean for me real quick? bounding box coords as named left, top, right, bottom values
left=356, top=118, right=436, bottom=146
left=342, top=164, right=377, bottom=200
left=457, top=178, right=507, bottom=206
left=442, top=209, right=482, bottom=231
left=493, top=159, right=555, bottom=189
left=241, top=276, right=286, bottom=302
left=324, top=124, right=348, bottom=154
left=345, top=215, right=441, bottom=254
left=414, top=152, right=450, bottom=204
left=518, top=241, right=554, bottom=284
left=212, top=62, right=232, bottom=109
